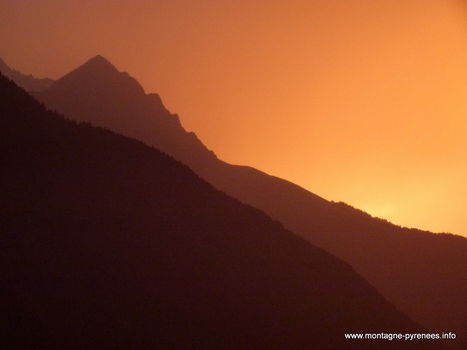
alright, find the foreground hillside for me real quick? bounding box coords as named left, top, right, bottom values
left=1, top=75, right=450, bottom=349
left=27, top=56, right=467, bottom=348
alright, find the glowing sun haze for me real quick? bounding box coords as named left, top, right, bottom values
left=1, top=0, right=466, bottom=237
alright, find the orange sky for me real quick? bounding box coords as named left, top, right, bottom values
left=1, top=0, right=467, bottom=237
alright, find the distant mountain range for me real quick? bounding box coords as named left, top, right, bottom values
left=1, top=73, right=449, bottom=349
left=0, top=58, right=54, bottom=92
left=2, top=56, right=466, bottom=348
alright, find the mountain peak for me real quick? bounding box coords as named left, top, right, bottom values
left=86, top=54, right=113, bottom=66
left=42, top=54, right=147, bottom=98
left=34, top=56, right=217, bottom=170
left=78, top=54, right=119, bottom=75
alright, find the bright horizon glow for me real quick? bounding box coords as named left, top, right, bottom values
left=1, top=0, right=466, bottom=237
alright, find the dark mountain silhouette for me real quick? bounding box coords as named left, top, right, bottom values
left=0, top=57, right=54, bottom=92
left=30, top=56, right=467, bottom=349
left=0, top=73, right=449, bottom=349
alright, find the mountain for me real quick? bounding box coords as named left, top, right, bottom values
left=31, top=55, right=213, bottom=163
left=31, top=56, right=467, bottom=349
left=0, top=57, right=54, bottom=92
left=1, top=73, right=450, bottom=349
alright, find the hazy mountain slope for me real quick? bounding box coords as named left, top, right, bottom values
left=1, top=73, right=450, bottom=349
left=0, top=57, right=54, bottom=92
left=32, top=56, right=467, bottom=348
